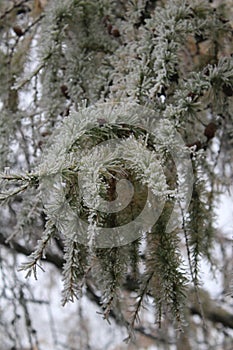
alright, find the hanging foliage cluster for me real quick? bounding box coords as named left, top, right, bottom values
left=0, top=0, right=233, bottom=336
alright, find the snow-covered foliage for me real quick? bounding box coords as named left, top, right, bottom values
left=0, top=0, right=233, bottom=349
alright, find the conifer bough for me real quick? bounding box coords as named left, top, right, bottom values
left=0, top=0, right=233, bottom=342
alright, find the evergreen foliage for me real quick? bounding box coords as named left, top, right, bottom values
left=0, top=0, right=233, bottom=344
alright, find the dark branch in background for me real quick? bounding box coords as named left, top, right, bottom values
left=190, top=291, right=233, bottom=329
left=0, top=231, right=64, bottom=269
left=0, top=0, right=30, bottom=20
left=10, top=12, right=45, bottom=63
left=0, top=230, right=233, bottom=332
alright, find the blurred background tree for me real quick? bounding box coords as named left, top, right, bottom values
left=0, top=0, right=233, bottom=349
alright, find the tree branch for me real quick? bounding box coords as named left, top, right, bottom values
left=1, top=231, right=233, bottom=331
left=0, top=231, right=64, bottom=269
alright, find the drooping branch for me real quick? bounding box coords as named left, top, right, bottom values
left=1, top=231, right=233, bottom=331
left=0, top=231, right=64, bottom=269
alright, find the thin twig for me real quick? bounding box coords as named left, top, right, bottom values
left=0, top=0, right=30, bottom=20
left=180, top=205, right=207, bottom=330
